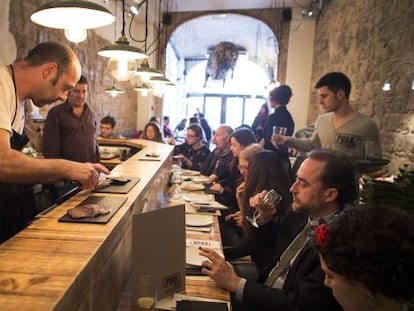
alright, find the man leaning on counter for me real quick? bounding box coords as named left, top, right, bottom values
left=0, top=42, right=109, bottom=243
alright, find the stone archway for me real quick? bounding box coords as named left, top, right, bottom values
left=157, top=8, right=290, bottom=84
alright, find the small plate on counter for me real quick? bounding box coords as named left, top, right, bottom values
left=192, top=176, right=209, bottom=184
left=186, top=246, right=206, bottom=266
left=186, top=246, right=223, bottom=266
left=185, top=214, right=214, bottom=227
left=181, top=170, right=201, bottom=176
left=181, top=183, right=205, bottom=191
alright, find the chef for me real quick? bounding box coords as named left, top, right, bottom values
left=0, top=42, right=109, bottom=243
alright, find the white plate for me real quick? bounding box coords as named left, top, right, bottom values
left=185, top=214, right=214, bottom=227
left=192, top=176, right=209, bottom=184
left=182, top=170, right=201, bottom=176
left=181, top=183, right=205, bottom=191
left=186, top=246, right=207, bottom=266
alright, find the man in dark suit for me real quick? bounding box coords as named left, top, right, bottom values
left=200, top=149, right=358, bottom=311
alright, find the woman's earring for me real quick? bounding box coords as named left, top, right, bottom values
left=366, top=292, right=378, bottom=308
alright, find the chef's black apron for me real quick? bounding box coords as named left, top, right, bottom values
left=0, top=65, right=36, bottom=243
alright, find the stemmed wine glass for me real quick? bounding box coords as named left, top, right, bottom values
left=246, top=189, right=282, bottom=228
left=135, top=275, right=157, bottom=311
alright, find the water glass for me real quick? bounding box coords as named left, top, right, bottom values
left=134, top=275, right=157, bottom=311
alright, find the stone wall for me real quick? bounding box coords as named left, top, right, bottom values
left=9, top=0, right=139, bottom=133
left=310, top=0, right=414, bottom=174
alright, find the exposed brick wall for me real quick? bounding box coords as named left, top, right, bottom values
left=310, top=0, right=414, bottom=174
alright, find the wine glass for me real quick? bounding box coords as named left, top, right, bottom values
left=134, top=275, right=157, bottom=311
left=246, top=189, right=282, bottom=228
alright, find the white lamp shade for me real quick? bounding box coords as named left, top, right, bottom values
left=98, top=43, right=147, bottom=60
left=135, top=60, right=162, bottom=83
left=30, top=0, right=115, bottom=29
left=104, top=85, right=124, bottom=97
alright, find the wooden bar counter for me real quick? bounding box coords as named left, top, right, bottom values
left=0, top=138, right=174, bottom=311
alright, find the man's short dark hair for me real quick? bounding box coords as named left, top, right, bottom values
left=101, top=116, right=116, bottom=128
left=269, top=84, right=292, bottom=106
left=308, top=148, right=358, bottom=208
left=314, top=72, right=351, bottom=98
left=78, top=75, right=88, bottom=85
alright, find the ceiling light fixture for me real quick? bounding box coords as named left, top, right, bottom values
left=104, top=84, right=125, bottom=97
left=133, top=83, right=151, bottom=97
left=301, top=0, right=323, bottom=18
left=149, top=76, right=171, bottom=85
left=135, top=60, right=163, bottom=82
left=98, top=0, right=147, bottom=81
left=30, top=0, right=115, bottom=44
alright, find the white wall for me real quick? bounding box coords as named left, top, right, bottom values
left=285, top=8, right=316, bottom=131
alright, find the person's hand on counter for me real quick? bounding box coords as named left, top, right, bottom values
left=65, top=162, right=110, bottom=189
left=199, top=247, right=241, bottom=293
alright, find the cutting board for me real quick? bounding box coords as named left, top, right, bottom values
left=93, top=177, right=140, bottom=194
left=58, top=196, right=127, bottom=224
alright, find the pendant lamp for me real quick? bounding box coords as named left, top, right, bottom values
left=148, top=76, right=171, bottom=85
left=135, top=60, right=163, bottom=83
left=104, top=83, right=125, bottom=97
left=133, top=83, right=151, bottom=97
left=98, top=0, right=147, bottom=81
left=30, top=0, right=115, bottom=44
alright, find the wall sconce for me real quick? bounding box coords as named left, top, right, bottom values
left=301, top=0, right=323, bottom=18
left=31, top=0, right=114, bottom=44
left=382, top=81, right=391, bottom=92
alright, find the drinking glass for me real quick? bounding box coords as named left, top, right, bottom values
left=134, top=275, right=157, bottom=311
left=246, top=189, right=282, bottom=228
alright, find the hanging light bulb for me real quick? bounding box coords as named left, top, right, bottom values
left=109, top=57, right=137, bottom=81
left=31, top=0, right=115, bottom=44
left=64, top=28, right=87, bottom=44
left=98, top=0, right=147, bottom=81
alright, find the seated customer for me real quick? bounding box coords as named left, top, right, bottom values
left=199, top=149, right=358, bottom=311
left=173, top=124, right=210, bottom=171
left=140, top=121, right=165, bottom=143
left=316, top=204, right=414, bottom=311
left=99, top=115, right=122, bottom=138
left=225, top=150, right=293, bottom=271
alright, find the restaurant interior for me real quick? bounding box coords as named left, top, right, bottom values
left=0, top=0, right=413, bottom=310
left=1, top=0, right=413, bottom=174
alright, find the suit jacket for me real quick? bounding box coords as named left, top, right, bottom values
left=240, top=209, right=343, bottom=311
